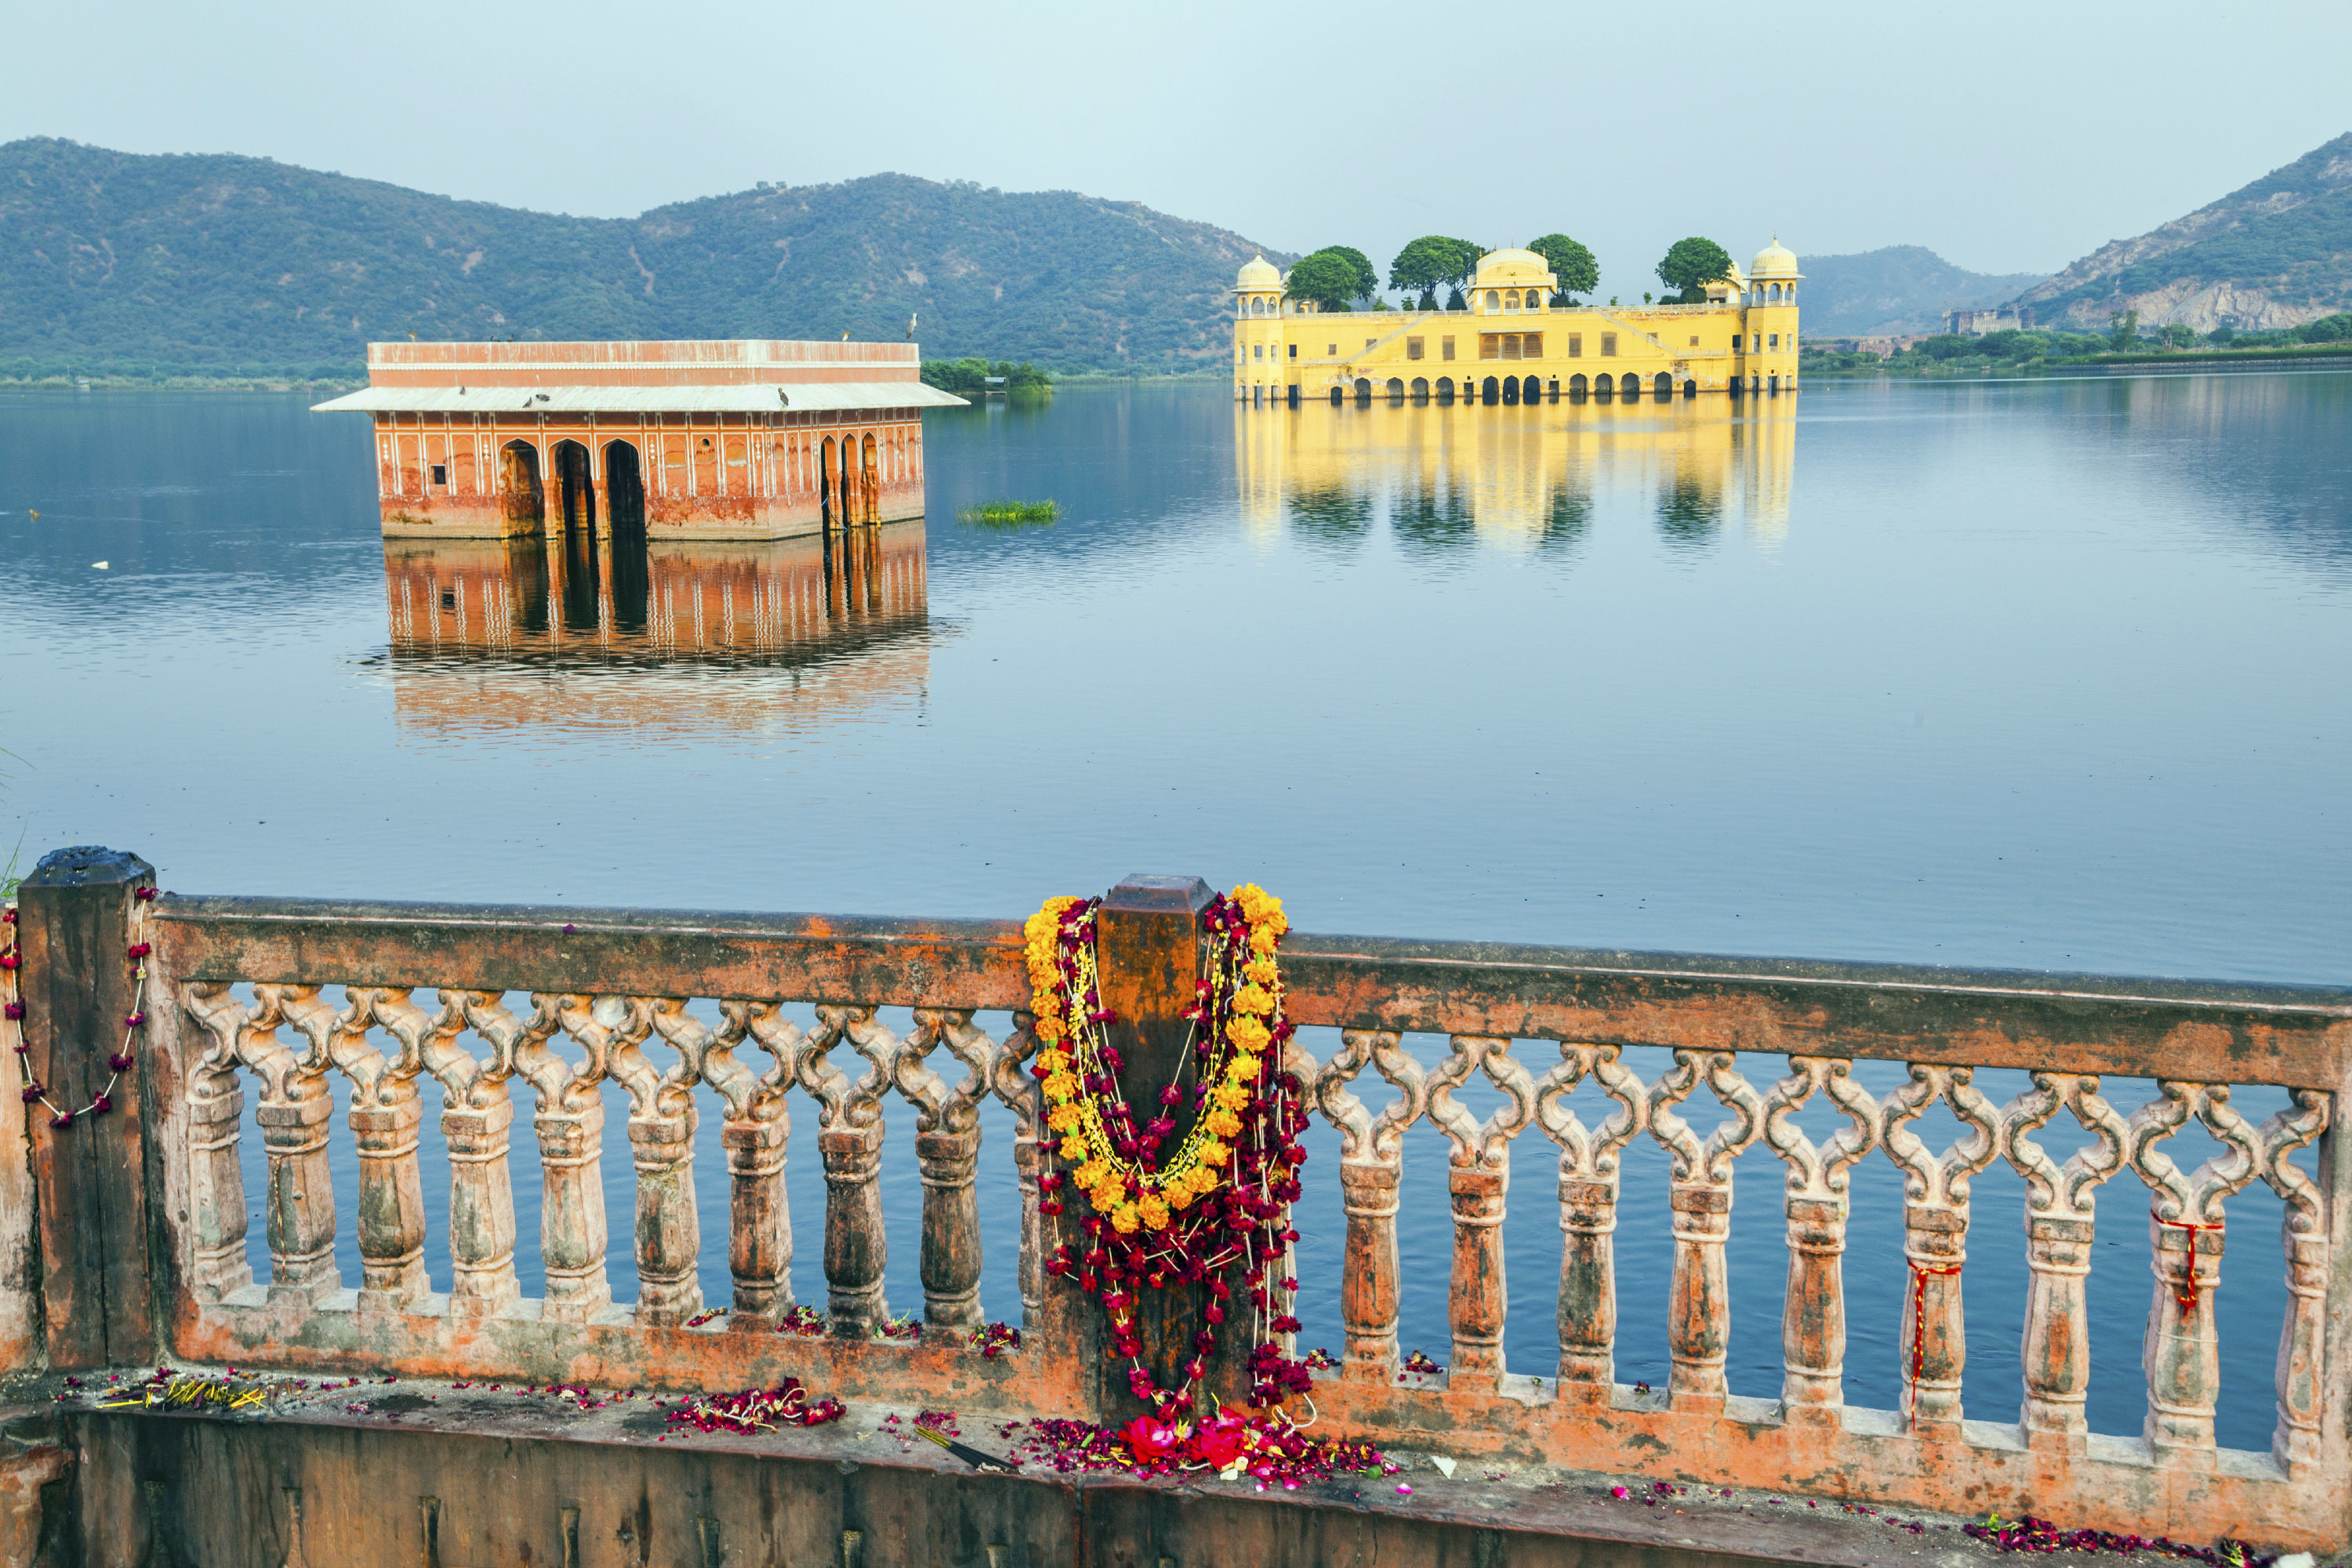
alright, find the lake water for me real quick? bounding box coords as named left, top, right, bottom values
left=4, top=372, right=2348, bottom=1450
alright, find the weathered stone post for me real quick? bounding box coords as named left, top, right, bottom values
left=16, top=847, right=158, bottom=1369
left=1091, top=875, right=1248, bottom=1421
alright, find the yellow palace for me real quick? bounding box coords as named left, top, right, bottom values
left=1233, top=241, right=1801, bottom=405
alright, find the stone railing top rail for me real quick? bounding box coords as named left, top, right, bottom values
left=155, top=894, right=2352, bottom=1085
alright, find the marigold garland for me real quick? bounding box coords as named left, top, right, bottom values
left=1029, top=885, right=1312, bottom=1415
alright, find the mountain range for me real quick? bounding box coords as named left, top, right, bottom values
left=2016, top=132, right=2352, bottom=332
left=0, top=137, right=1280, bottom=380
left=1789, top=246, right=2047, bottom=336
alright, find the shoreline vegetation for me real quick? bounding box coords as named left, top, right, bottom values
left=957, top=499, right=1059, bottom=527
left=1803, top=310, right=2352, bottom=378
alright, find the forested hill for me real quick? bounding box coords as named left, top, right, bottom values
left=0, top=138, right=1285, bottom=381
left=1795, top=245, right=2047, bottom=336
left=2016, top=132, right=2352, bottom=332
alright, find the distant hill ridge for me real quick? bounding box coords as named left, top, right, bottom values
left=0, top=137, right=1286, bottom=379
left=2018, top=133, right=2352, bottom=332
left=1792, top=245, right=2047, bottom=337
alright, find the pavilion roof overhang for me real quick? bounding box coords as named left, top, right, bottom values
left=310, top=383, right=970, bottom=416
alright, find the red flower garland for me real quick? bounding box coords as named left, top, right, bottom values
left=2, top=886, right=154, bottom=1129
left=1032, top=889, right=1313, bottom=1415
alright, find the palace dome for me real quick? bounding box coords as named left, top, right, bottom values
left=1473, top=248, right=1557, bottom=288
left=1236, top=254, right=1282, bottom=290
left=1749, top=239, right=1801, bottom=279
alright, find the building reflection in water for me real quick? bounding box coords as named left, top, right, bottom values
left=1236, top=392, right=1797, bottom=553
left=378, top=521, right=930, bottom=744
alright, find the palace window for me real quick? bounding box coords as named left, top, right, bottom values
left=1769, top=333, right=1779, bottom=347
left=1600, top=332, right=1618, bottom=357
left=430, top=465, right=448, bottom=487
left=1689, top=336, right=1700, bottom=347
left=1567, top=334, right=1582, bottom=358
left=1485, top=291, right=1500, bottom=312
left=1504, top=291, right=1519, bottom=312
left=1288, top=343, right=1298, bottom=358
left=1254, top=343, right=1263, bottom=359
left=1406, top=337, right=1425, bottom=360
left=1479, top=335, right=1498, bottom=360
left=1441, top=337, right=1456, bottom=361
left=1523, top=332, right=1542, bottom=358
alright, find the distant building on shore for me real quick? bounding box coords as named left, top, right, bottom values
left=314, top=339, right=965, bottom=540
left=1232, top=241, right=1801, bottom=406
left=1943, top=304, right=2034, bottom=336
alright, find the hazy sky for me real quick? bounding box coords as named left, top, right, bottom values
left=9, top=1, right=2348, bottom=299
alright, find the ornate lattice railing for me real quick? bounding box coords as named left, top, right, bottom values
left=100, top=887, right=2352, bottom=1549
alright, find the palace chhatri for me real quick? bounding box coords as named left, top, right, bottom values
left=1232, top=241, right=1800, bottom=405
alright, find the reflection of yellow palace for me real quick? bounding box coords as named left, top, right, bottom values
left=1233, top=241, right=1801, bottom=406
left=1235, top=381, right=1797, bottom=548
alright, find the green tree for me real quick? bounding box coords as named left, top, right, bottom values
left=1526, top=234, right=1599, bottom=303
left=1286, top=251, right=1364, bottom=312
left=1655, top=238, right=1735, bottom=303
left=1388, top=235, right=1483, bottom=303
left=2109, top=309, right=2140, bottom=350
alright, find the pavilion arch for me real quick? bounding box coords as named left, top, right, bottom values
left=550, top=439, right=595, bottom=534
left=1569, top=372, right=1588, bottom=396
left=1504, top=290, right=1519, bottom=312
left=1330, top=386, right=1345, bottom=406
left=1481, top=376, right=1500, bottom=404
left=862, top=434, right=880, bottom=521
left=1410, top=376, right=1428, bottom=400
left=1682, top=379, right=1698, bottom=398
left=1655, top=372, right=1675, bottom=399
left=1484, top=290, right=1501, bottom=312
left=601, top=439, right=646, bottom=535
left=1385, top=377, right=1405, bottom=401
left=1501, top=376, right=1519, bottom=405
left=820, top=434, right=838, bottom=526
left=1522, top=375, right=1541, bottom=404
left=1435, top=376, right=1454, bottom=401
left=1354, top=377, right=1373, bottom=402
left=1593, top=374, right=1614, bottom=399
left=1250, top=297, right=1265, bottom=315
left=499, top=441, right=544, bottom=528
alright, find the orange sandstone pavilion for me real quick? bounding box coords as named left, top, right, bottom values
left=312, top=339, right=967, bottom=540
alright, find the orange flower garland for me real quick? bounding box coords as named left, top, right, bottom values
left=1029, top=887, right=1311, bottom=1414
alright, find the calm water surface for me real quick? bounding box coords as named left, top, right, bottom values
left=4, top=373, right=2347, bottom=1450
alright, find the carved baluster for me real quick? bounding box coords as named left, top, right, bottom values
left=1307, top=1029, right=1430, bottom=1381
left=1427, top=1036, right=1538, bottom=1389
left=2254, top=1090, right=2330, bottom=1477
left=419, top=991, right=521, bottom=1317
left=178, top=984, right=256, bottom=1301
left=516, top=994, right=615, bottom=1321
left=2001, top=1073, right=2127, bottom=1450
left=330, top=989, right=432, bottom=1312
left=606, top=996, right=704, bottom=1324
left=1759, top=1058, right=1878, bottom=1421
left=989, top=1011, right=1044, bottom=1326
left=1531, top=1042, right=1646, bottom=1402
left=245, top=985, right=342, bottom=1302
left=1879, top=1065, right=2000, bottom=1440
left=902, top=1009, right=1000, bottom=1331
left=710, top=1002, right=798, bottom=1323
left=800, top=1006, right=893, bottom=1334
left=2128, top=1081, right=2263, bottom=1461
left=1646, top=1051, right=1763, bottom=1414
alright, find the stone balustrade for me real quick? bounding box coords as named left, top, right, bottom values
left=10, top=856, right=2351, bottom=1555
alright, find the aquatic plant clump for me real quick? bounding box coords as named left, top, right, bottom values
left=958, top=499, right=1060, bottom=527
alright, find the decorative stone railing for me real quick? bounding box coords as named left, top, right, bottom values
left=9, top=851, right=2350, bottom=1554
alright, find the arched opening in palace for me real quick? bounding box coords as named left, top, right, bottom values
left=1385, top=377, right=1405, bottom=401
left=862, top=434, right=880, bottom=521
left=1354, top=378, right=1372, bottom=403
left=1435, top=376, right=1454, bottom=402
left=1410, top=376, right=1428, bottom=401
left=1548, top=377, right=1559, bottom=402
left=1569, top=373, right=1588, bottom=397
left=1522, top=375, right=1541, bottom=404
left=1768, top=375, right=1780, bottom=395
left=1682, top=379, right=1698, bottom=398
left=820, top=436, right=837, bottom=528
left=1481, top=376, right=1500, bottom=405
left=499, top=441, right=544, bottom=528
left=550, top=440, right=595, bottom=535
left=1503, top=290, right=1519, bottom=313
left=1627, top=373, right=1650, bottom=397
left=1655, top=372, right=1675, bottom=400
left=1484, top=291, right=1501, bottom=313
left=1329, top=387, right=1345, bottom=406
left=1593, top=375, right=1613, bottom=401
left=601, top=441, right=646, bottom=538
left=1501, top=376, right=1519, bottom=405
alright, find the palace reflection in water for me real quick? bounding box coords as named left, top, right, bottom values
left=1236, top=391, right=1797, bottom=551
left=378, top=521, right=930, bottom=743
